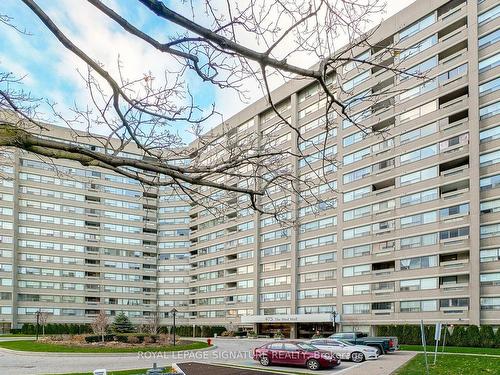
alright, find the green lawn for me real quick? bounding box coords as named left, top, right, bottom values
left=0, top=340, right=209, bottom=353
left=45, top=368, right=171, bottom=375
left=401, top=345, right=500, bottom=356
left=394, top=353, right=500, bottom=375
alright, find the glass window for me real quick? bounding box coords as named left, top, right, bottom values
left=480, top=78, right=500, bottom=97
left=400, top=35, right=438, bottom=61
left=399, top=13, right=436, bottom=41
left=479, top=29, right=500, bottom=49
left=478, top=4, right=500, bottom=25
left=479, top=53, right=500, bottom=73
left=400, top=166, right=438, bottom=186
left=400, top=122, right=437, bottom=144
left=480, top=150, right=500, bottom=167
left=480, top=248, right=500, bottom=263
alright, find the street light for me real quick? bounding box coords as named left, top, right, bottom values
left=170, top=308, right=178, bottom=346
left=332, top=311, right=338, bottom=334
left=35, top=309, right=41, bottom=341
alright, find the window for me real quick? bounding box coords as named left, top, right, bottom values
left=343, top=166, right=371, bottom=184
left=343, top=147, right=370, bottom=165
left=400, top=101, right=437, bottom=123
left=399, top=13, right=436, bottom=41
left=479, top=53, right=500, bottom=73
left=343, top=225, right=371, bottom=240
left=400, top=80, right=437, bottom=102
left=343, top=303, right=370, bottom=315
left=481, top=125, right=500, bottom=143
left=400, top=300, right=437, bottom=312
left=481, top=297, right=500, bottom=310
left=478, top=4, right=500, bottom=25
left=439, top=203, right=469, bottom=218
left=298, top=252, right=336, bottom=266
left=299, top=216, right=336, bottom=233
left=480, top=273, right=500, bottom=286
left=400, top=166, right=438, bottom=186
left=401, top=211, right=437, bottom=228
left=399, top=35, right=437, bottom=61
left=481, top=173, right=500, bottom=191
left=343, top=205, right=371, bottom=221
left=438, top=63, right=467, bottom=84
left=439, top=227, right=469, bottom=240
left=344, top=186, right=371, bottom=202
left=400, top=278, right=437, bottom=291
left=298, top=234, right=336, bottom=250
left=343, top=50, right=371, bottom=73
left=480, top=150, right=500, bottom=167
left=402, top=56, right=438, bottom=80
left=343, top=264, right=371, bottom=277
left=400, top=145, right=437, bottom=165
left=343, top=284, right=370, bottom=296
left=400, top=255, right=437, bottom=270
left=400, top=123, right=437, bottom=145
left=479, top=29, right=500, bottom=49
left=343, top=244, right=371, bottom=259
left=343, top=70, right=370, bottom=92
left=480, top=77, right=500, bottom=97
left=401, top=188, right=438, bottom=207
left=480, top=248, right=500, bottom=263
left=343, top=130, right=365, bottom=147
left=481, top=223, right=500, bottom=239
left=481, top=199, right=500, bottom=214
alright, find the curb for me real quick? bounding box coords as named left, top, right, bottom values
left=0, top=344, right=217, bottom=357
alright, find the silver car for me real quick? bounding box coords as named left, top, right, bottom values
left=309, top=339, right=379, bottom=363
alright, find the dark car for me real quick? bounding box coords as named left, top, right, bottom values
left=329, top=332, right=399, bottom=355
left=253, top=341, right=341, bottom=371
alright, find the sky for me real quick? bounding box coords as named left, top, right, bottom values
left=0, top=0, right=416, bottom=141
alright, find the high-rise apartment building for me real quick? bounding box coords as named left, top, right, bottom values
left=0, top=0, right=498, bottom=337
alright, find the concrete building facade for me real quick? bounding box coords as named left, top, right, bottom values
left=0, top=0, right=498, bottom=337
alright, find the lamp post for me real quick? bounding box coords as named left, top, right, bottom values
left=171, top=308, right=178, bottom=346
left=35, top=309, right=41, bottom=341
left=332, top=311, right=338, bottom=334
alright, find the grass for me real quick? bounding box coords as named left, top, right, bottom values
left=44, top=368, right=172, bottom=375
left=400, top=345, right=500, bottom=356
left=0, top=339, right=209, bottom=353
left=394, top=353, right=500, bottom=375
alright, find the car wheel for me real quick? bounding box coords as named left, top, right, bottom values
left=259, top=356, right=270, bottom=366
left=374, top=346, right=383, bottom=356
left=306, top=359, right=321, bottom=371
left=351, top=352, right=365, bottom=363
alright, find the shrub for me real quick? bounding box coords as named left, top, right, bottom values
left=143, top=335, right=156, bottom=344
left=72, top=334, right=87, bottom=343
left=114, top=335, right=129, bottom=343
left=479, top=326, right=495, bottom=348
left=465, top=326, right=481, bottom=347
left=85, top=334, right=114, bottom=343
left=221, top=331, right=235, bottom=337
left=495, top=327, right=500, bottom=348
left=127, top=336, right=140, bottom=344
left=449, top=326, right=466, bottom=347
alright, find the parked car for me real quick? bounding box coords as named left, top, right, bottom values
left=329, top=332, right=399, bottom=355
left=309, top=338, right=379, bottom=362
left=253, top=341, right=341, bottom=371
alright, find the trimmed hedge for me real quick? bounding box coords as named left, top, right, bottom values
left=14, top=323, right=227, bottom=338
left=376, top=325, right=500, bottom=348
left=159, top=325, right=226, bottom=337
left=16, top=323, right=92, bottom=335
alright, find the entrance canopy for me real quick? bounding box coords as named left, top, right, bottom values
left=241, top=313, right=338, bottom=324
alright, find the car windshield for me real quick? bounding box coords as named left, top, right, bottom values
left=297, top=343, right=318, bottom=351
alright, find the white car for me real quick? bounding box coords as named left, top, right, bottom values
left=310, top=339, right=379, bottom=363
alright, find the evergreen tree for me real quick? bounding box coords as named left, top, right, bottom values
left=465, top=325, right=481, bottom=347
left=111, top=312, right=134, bottom=333
left=479, top=326, right=495, bottom=348
left=494, top=327, right=500, bottom=348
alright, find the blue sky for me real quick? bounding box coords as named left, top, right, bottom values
left=0, top=0, right=414, bottom=142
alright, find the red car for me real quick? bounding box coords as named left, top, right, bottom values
left=253, top=341, right=341, bottom=371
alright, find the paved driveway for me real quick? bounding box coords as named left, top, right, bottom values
left=0, top=337, right=415, bottom=375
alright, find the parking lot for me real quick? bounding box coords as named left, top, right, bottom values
left=0, top=337, right=416, bottom=374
